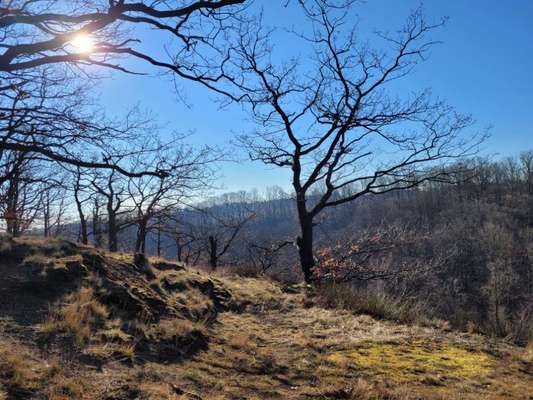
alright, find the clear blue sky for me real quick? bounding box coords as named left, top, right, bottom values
left=99, top=0, right=533, bottom=192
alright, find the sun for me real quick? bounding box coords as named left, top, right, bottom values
left=70, top=34, right=95, bottom=53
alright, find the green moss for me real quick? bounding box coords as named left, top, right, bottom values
left=327, top=340, right=495, bottom=383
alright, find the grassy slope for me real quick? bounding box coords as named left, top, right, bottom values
left=0, top=237, right=531, bottom=400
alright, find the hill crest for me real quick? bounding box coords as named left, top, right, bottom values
left=0, top=236, right=531, bottom=399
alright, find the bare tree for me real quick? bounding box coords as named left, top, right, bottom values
left=0, top=68, right=170, bottom=180
left=184, top=201, right=255, bottom=269
left=247, top=240, right=293, bottom=273
left=0, top=0, right=247, bottom=180
left=0, top=0, right=246, bottom=75
left=70, top=167, right=91, bottom=244
left=0, top=151, right=43, bottom=235
left=520, top=151, right=533, bottom=195
left=90, top=168, right=129, bottom=252
left=209, top=3, right=485, bottom=281
left=41, top=179, right=69, bottom=238
left=160, top=211, right=203, bottom=264
left=126, top=136, right=218, bottom=254
left=0, top=148, right=70, bottom=236
left=91, top=195, right=104, bottom=248
left=205, top=211, right=255, bottom=270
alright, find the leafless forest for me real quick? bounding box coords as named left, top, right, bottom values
left=3, top=150, right=532, bottom=342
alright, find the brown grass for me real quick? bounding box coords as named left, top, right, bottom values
left=2, top=273, right=533, bottom=399
left=0, top=341, right=41, bottom=392
left=315, top=283, right=434, bottom=325
left=1, top=238, right=531, bottom=399
left=137, top=382, right=184, bottom=400
left=42, top=286, right=109, bottom=346
left=46, top=376, right=85, bottom=400
left=153, top=318, right=206, bottom=342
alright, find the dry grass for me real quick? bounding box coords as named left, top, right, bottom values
left=0, top=340, right=42, bottom=393
left=523, top=341, right=533, bottom=363
left=171, top=287, right=213, bottom=318
left=1, top=238, right=531, bottom=399
left=0, top=338, right=79, bottom=399
left=12, top=236, right=80, bottom=259
left=327, top=341, right=495, bottom=382
left=220, top=275, right=299, bottom=312
left=46, top=376, right=85, bottom=400
left=190, top=308, right=529, bottom=399
left=152, top=318, right=206, bottom=342
left=137, top=382, right=185, bottom=400
left=316, top=283, right=434, bottom=326
left=97, top=320, right=134, bottom=343
left=82, top=341, right=137, bottom=364
left=226, top=264, right=265, bottom=278
left=0, top=234, right=12, bottom=255
left=42, top=286, right=109, bottom=346
left=138, top=274, right=530, bottom=400
left=2, top=275, right=533, bottom=399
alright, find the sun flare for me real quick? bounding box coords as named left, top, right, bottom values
left=70, top=34, right=95, bottom=53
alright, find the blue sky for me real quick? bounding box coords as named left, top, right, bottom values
left=99, top=0, right=533, bottom=192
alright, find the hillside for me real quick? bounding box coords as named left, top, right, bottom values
left=0, top=237, right=531, bottom=400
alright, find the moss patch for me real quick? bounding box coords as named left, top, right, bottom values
left=327, top=340, right=495, bottom=383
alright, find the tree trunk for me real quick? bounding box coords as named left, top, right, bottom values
left=108, top=209, right=118, bottom=252
left=208, top=235, right=217, bottom=270
left=43, top=191, right=50, bottom=237
left=141, top=234, right=147, bottom=254
left=135, top=220, right=147, bottom=254
left=92, top=204, right=103, bottom=248
left=175, top=237, right=183, bottom=262
left=79, top=216, right=88, bottom=245
left=6, top=186, right=20, bottom=237
left=74, top=189, right=88, bottom=244
left=75, top=200, right=88, bottom=244
left=295, top=188, right=315, bottom=283
left=297, top=217, right=315, bottom=283
left=156, top=226, right=161, bottom=257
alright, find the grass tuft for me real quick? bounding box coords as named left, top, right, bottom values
left=42, top=286, right=109, bottom=347
left=0, top=340, right=46, bottom=395
left=316, top=283, right=432, bottom=325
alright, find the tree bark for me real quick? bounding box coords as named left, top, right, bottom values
left=208, top=235, right=218, bottom=270
left=6, top=176, right=20, bottom=237
left=73, top=173, right=88, bottom=244
left=135, top=220, right=147, bottom=254
left=74, top=195, right=88, bottom=244
left=79, top=215, right=88, bottom=245
left=295, top=188, right=315, bottom=283
left=156, top=225, right=161, bottom=257
left=297, top=216, right=315, bottom=283
left=92, top=201, right=103, bottom=248
left=43, top=191, right=50, bottom=237
left=176, top=237, right=183, bottom=262
left=108, top=206, right=118, bottom=252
